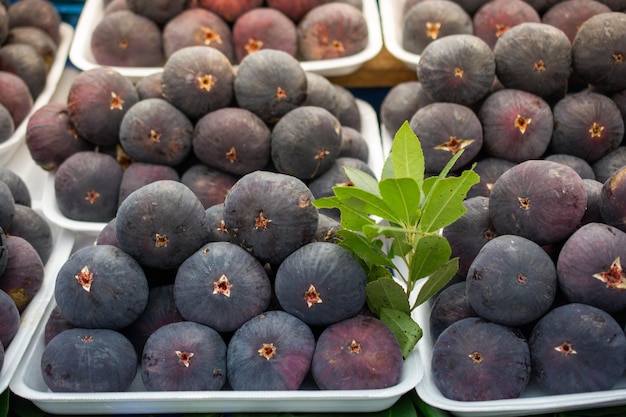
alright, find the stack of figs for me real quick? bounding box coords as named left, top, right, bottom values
left=90, top=0, right=368, bottom=67
left=382, top=0, right=626, bottom=402
left=0, top=0, right=63, bottom=143
left=29, top=41, right=407, bottom=393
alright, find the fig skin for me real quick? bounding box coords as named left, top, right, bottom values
left=25, top=102, right=94, bottom=172
left=192, top=107, right=271, bottom=176
left=600, top=165, right=626, bottom=233
left=0, top=181, right=13, bottom=231
left=67, top=67, right=139, bottom=147
left=549, top=91, right=624, bottom=163
left=227, top=310, right=315, bottom=391
left=126, top=0, right=189, bottom=25
left=0, top=43, right=48, bottom=100
left=232, top=7, right=298, bottom=63
left=134, top=72, right=163, bottom=100
left=592, top=146, right=626, bottom=184
left=429, top=282, right=477, bottom=342
left=198, top=0, right=264, bottom=23
left=478, top=88, right=554, bottom=163
left=7, top=0, right=61, bottom=44
left=162, top=8, right=234, bottom=62
left=488, top=159, right=587, bottom=246
left=174, top=241, right=272, bottom=333
left=493, top=22, right=572, bottom=99
left=141, top=321, right=227, bottom=391
left=0, top=288, right=19, bottom=349
left=529, top=303, right=626, bottom=395
left=0, top=70, right=32, bottom=127
left=54, top=151, right=124, bottom=223
left=0, top=5, right=7, bottom=44
left=0, top=167, right=31, bottom=207
left=44, top=306, right=75, bottom=347
left=161, top=45, right=235, bottom=122
left=6, top=204, right=54, bottom=264
left=380, top=81, right=433, bottom=139
left=544, top=154, right=596, bottom=180
left=91, top=10, right=164, bottom=67
left=118, top=161, right=180, bottom=206
left=297, top=2, right=368, bottom=61
left=333, top=84, right=362, bottom=131
left=417, top=34, right=496, bottom=106
left=472, top=0, right=540, bottom=50
left=541, top=0, right=612, bottom=44
left=0, top=235, right=44, bottom=313
left=431, top=317, right=531, bottom=401
left=180, top=163, right=239, bottom=209
left=266, top=0, right=328, bottom=22
left=41, top=328, right=138, bottom=393
left=233, top=49, right=308, bottom=125
left=311, top=314, right=404, bottom=390
left=118, top=98, right=194, bottom=166
left=302, top=71, right=340, bottom=117
left=402, top=0, right=473, bottom=55
left=0, top=104, right=13, bottom=143
left=466, top=157, right=516, bottom=199
left=571, top=12, right=626, bottom=93
left=5, top=26, right=57, bottom=71
left=339, top=126, right=369, bottom=162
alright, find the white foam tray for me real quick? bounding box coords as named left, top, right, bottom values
left=0, top=23, right=74, bottom=167
left=69, top=0, right=383, bottom=79
left=379, top=0, right=421, bottom=70
left=41, top=97, right=385, bottom=236
left=0, top=224, right=74, bottom=394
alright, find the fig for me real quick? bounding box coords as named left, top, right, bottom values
left=192, top=107, right=271, bottom=176
left=311, top=315, right=403, bottom=390
left=297, top=2, right=368, bottom=60
left=118, top=98, right=194, bottom=166
left=0, top=104, right=13, bottom=143
left=380, top=81, right=433, bottom=139
left=266, top=0, right=328, bottom=22
left=180, top=163, right=239, bottom=209
left=429, top=281, right=477, bottom=342
left=409, top=101, right=483, bottom=173
left=0, top=181, right=13, bottom=231
left=162, top=8, right=234, bottom=62
left=493, top=22, right=572, bottom=99
left=571, top=12, right=626, bottom=93
left=54, top=244, right=150, bottom=329
left=4, top=26, right=57, bottom=71
left=233, top=48, right=307, bottom=125
left=41, top=328, right=138, bottom=392
left=118, top=161, right=180, bottom=206
left=0, top=227, right=7, bottom=276
left=402, top=0, right=473, bottom=54
left=333, top=84, right=362, bottom=131
left=302, top=71, right=340, bottom=117
left=91, top=10, right=164, bottom=67
left=134, top=72, right=163, bottom=100
left=529, top=303, right=626, bottom=395
left=274, top=242, right=367, bottom=327
left=271, top=106, right=342, bottom=180
left=417, top=34, right=496, bottom=106
left=0, top=166, right=30, bottom=207
left=0, top=70, right=32, bottom=127
left=44, top=305, right=75, bottom=346
left=232, top=7, right=297, bottom=63
left=6, top=204, right=54, bottom=264
left=204, top=203, right=233, bottom=243
left=7, top=0, right=61, bottom=44
left=600, top=165, right=626, bottom=233
left=592, top=146, right=626, bottom=184
left=472, top=0, right=540, bottom=50
left=0, top=43, right=48, bottom=99
left=541, top=0, right=612, bottom=44
left=313, top=212, right=341, bottom=243
left=431, top=317, right=531, bottom=401
left=0, top=288, right=19, bottom=348
left=478, top=88, right=554, bottom=163
left=25, top=102, right=94, bottom=171
left=0, top=5, right=7, bottom=45
left=544, top=154, right=596, bottom=180
left=227, top=310, right=315, bottom=391
left=549, top=91, right=624, bottom=163
left=222, top=170, right=319, bottom=265
left=54, top=151, right=123, bottom=222
left=115, top=180, right=210, bottom=270
left=141, top=321, right=227, bottom=391
left=67, top=67, right=139, bottom=147
left=338, top=126, right=368, bottom=162
left=579, top=178, right=604, bottom=226
left=161, top=45, right=235, bottom=121
left=174, top=241, right=271, bottom=333
left=488, top=159, right=587, bottom=246
left=126, top=0, right=189, bottom=25
left=197, top=0, right=264, bottom=23
left=466, top=157, right=516, bottom=199
left=0, top=235, right=44, bottom=313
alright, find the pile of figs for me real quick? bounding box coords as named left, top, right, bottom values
left=91, top=0, right=368, bottom=67
left=0, top=0, right=63, bottom=143
left=29, top=44, right=406, bottom=393
left=0, top=166, right=55, bottom=374
left=382, top=0, right=626, bottom=402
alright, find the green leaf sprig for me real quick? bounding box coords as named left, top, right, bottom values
left=313, top=121, right=480, bottom=357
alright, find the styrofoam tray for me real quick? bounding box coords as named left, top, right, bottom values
left=380, top=0, right=421, bottom=70
left=413, top=301, right=626, bottom=417
left=0, top=224, right=74, bottom=394
left=0, top=23, right=74, bottom=166
left=69, top=0, right=383, bottom=79
left=41, top=98, right=385, bottom=236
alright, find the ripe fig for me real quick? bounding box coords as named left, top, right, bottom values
left=0, top=181, right=13, bottom=231
left=0, top=70, right=32, bottom=127
left=180, top=163, right=239, bottom=209
left=544, top=154, right=596, bottom=180
left=333, top=84, right=362, bottom=131
left=0, top=103, right=13, bottom=143
left=134, top=72, right=163, bottom=100
left=6, top=204, right=54, bottom=264
left=600, top=165, right=626, bottom=233
left=311, top=315, right=403, bottom=390
left=431, top=317, right=531, bottom=401
left=161, top=45, right=235, bottom=121
left=592, top=146, right=626, bottom=184
left=302, top=71, right=340, bottom=117
left=7, top=0, right=61, bottom=44
left=232, top=7, right=297, bottom=63
left=41, top=328, right=138, bottom=392
left=402, top=0, right=473, bottom=54
left=118, top=161, right=180, bottom=206
left=0, top=235, right=44, bottom=312
left=141, top=321, right=227, bottom=391
left=541, top=0, right=612, bottom=44
left=197, top=0, right=264, bottom=23
left=126, top=0, right=189, bottom=25
left=417, top=34, right=496, bottom=106
left=529, top=303, right=626, bottom=395
left=466, top=157, right=516, bottom=199
left=0, top=288, right=19, bottom=348
left=54, top=244, right=150, bottom=329
left=0, top=166, right=30, bottom=207
left=267, top=0, right=327, bottom=21
left=472, top=0, right=540, bottom=50
left=488, top=159, right=587, bottom=246
left=0, top=43, right=47, bottom=99
left=494, top=22, right=572, bottom=99
left=227, top=310, right=315, bottom=391
left=5, top=26, right=57, bottom=71
left=380, top=81, right=433, bottom=139
left=297, top=2, right=368, bottom=60
left=90, top=10, right=164, bottom=67
left=338, top=126, right=369, bottom=162
left=429, top=281, right=477, bottom=342
left=44, top=305, right=75, bottom=346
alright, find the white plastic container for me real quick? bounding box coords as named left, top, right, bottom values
left=379, top=0, right=421, bottom=70
left=69, top=0, right=383, bottom=79
left=0, top=23, right=75, bottom=167
left=41, top=98, right=386, bottom=236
